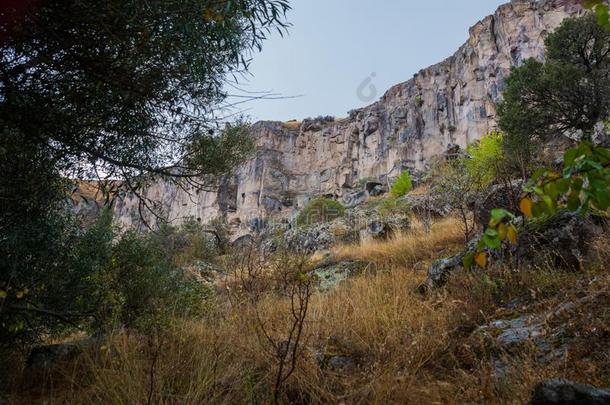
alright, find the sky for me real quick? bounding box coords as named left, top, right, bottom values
left=229, top=0, right=508, bottom=122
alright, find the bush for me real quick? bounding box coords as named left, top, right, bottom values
left=465, top=131, right=504, bottom=187
left=390, top=171, right=413, bottom=198
left=296, top=197, right=345, bottom=226
left=0, top=208, right=212, bottom=345
left=98, top=229, right=210, bottom=331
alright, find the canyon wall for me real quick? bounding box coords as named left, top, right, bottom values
left=112, top=0, right=584, bottom=235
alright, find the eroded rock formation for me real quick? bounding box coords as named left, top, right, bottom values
left=112, top=0, right=584, bottom=235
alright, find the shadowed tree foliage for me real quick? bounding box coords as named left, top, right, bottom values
left=0, top=0, right=289, bottom=183
left=0, top=0, right=290, bottom=345
left=498, top=14, right=610, bottom=174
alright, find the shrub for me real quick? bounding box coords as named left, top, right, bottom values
left=377, top=197, right=411, bottom=218
left=98, top=229, right=210, bottom=331
left=390, top=171, right=413, bottom=198
left=465, top=131, right=504, bottom=187
left=296, top=197, right=345, bottom=226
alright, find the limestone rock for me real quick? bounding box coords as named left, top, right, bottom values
left=473, top=180, right=523, bottom=228
left=426, top=211, right=596, bottom=288
left=110, top=1, right=584, bottom=232
left=530, top=379, right=610, bottom=405
left=517, top=211, right=596, bottom=270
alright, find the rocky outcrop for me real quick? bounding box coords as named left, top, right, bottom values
left=531, top=379, right=610, bottom=404
left=112, top=0, right=584, bottom=235
left=426, top=211, right=598, bottom=288
left=473, top=180, right=523, bottom=228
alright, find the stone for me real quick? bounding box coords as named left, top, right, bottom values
left=492, top=316, right=545, bottom=347
left=365, top=181, right=384, bottom=194
left=104, top=1, right=583, bottom=232
left=403, top=193, right=453, bottom=218
left=343, top=190, right=369, bottom=208
left=426, top=254, right=467, bottom=289
left=530, top=379, right=610, bottom=405
left=231, top=234, right=254, bottom=250
left=369, top=184, right=386, bottom=196
left=473, top=180, right=523, bottom=229
left=517, top=211, right=596, bottom=270
left=368, top=220, right=391, bottom=239
left=285, top=223, right=335, bottom=253
left=27, top=340, right=93, bottom=369
left=313, top=261, right=361, bottom=291
left=426, top=211, right=596, bottom=288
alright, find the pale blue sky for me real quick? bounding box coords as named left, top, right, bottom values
left=231, top=0, right=507, bottom=122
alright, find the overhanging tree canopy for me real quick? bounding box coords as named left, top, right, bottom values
left=0, top=0, right=290, bottom=184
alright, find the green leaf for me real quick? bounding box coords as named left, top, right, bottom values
left=563, top=147, right=579, bottom=167
left=462, top=252, right=475, bottom=269
left=593, top=189, right=610, bottom=210
left=572, top=178, right=584, bottom=192
left=555, top=178, right=570, bottom=194
left=585, top=159, right=603, bottom=171
left=485, top=228, right=499, bottom=237
left=490, top=208, right=510, bottom=221
left=567, top=191, right=581, bottom=211
left=483, top=234, right=501, bottom=250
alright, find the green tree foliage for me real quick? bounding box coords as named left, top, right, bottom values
left=390, top=171, right=413, bottom=198
left=464, top=141, right=610, bottom=269
left=296, top=198, right=345, bottom=226
left=583, top=0, right=610, bottom=30
left=498, top=15, right=610, bottom=172
left=465, top=131, right=504, bottom=187
left=0, top=0, right=289, bottom=182
left=100, top=228, right=210, bottom=331
left=0, top=0, right=289, bottom=344
left=0, top=209, right=211, bottom=344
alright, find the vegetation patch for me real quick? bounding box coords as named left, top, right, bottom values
left=296, top=197, right=346, bottom=226
left=390, top=171, right=413, bottom=198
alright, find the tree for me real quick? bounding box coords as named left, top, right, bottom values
left=464, top=131, right=504, bottom=187
left=390, top=171, right=413, bottom=198
left=583, top=0, right=610, bottom=31
left=498, top=15, right=610, bottom=173
left=431, top=157, right=481, bottom=242
left=0, top=0, right=289, bottom=186
left=0, top=0, right=290, bottom=344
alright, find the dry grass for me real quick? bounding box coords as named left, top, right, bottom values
left=282, top=120, right=301, bottom=130
left=4, top=220, right=609, bottom=404
left=332, top=216, right=464, bottom=269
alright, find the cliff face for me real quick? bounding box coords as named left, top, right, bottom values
left=113, top=0, right=583, bottom=233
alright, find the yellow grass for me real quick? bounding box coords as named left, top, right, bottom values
left=282, top=120, right=301, bottom=130
left=333, top=216, right=464, bottom=269
left=5, top=220, right=609, bottom=404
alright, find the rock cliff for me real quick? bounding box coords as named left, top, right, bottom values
left=112, top=0, right=584, bottom=235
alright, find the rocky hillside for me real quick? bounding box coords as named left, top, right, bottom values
left=111, top=0, right=584, bottom=233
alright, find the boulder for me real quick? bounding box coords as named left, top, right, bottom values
left=365, top=181, right=386, bottom=196
left=343, top=190, right=369, bottom=208
left=425, top=211, right=597, bottom=288
left=426, top=254, right=467, bottom=289
left=517, top=211, right=596, bottom=270
left=403, top=193, right=452, bottom=218
left=285, top=222, right=335, bottom=253
left=27, top=340, right=93, bottom=369
left=530, top=379, right=610, bottom=405
left=368, top=220, right=392, bottom=239
left=369, top=184, right=386, bottom=196
left=473, top=180, right=522, bottom=228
